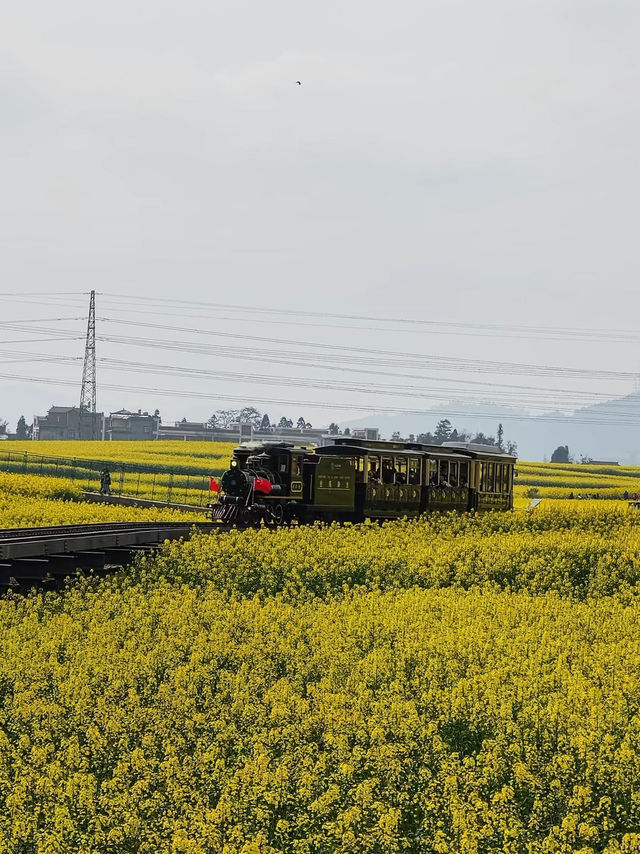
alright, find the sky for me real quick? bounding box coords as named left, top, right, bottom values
left=1, top=0, right=639, bottom=439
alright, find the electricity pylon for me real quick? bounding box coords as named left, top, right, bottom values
left=79, top=290, right=97, bottom=437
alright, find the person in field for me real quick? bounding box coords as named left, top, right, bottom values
left=100, top=469, right=111, bottom=495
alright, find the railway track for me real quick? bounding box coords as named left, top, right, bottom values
left=0, top=521, right=225, bottom=594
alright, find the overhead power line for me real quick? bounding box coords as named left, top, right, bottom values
left=1, top=292, right=638, bottom=423
left=2, top=371, right=639, bottom=428
left=100, top=293, right=640, bottom=344
left=0, top=316, right=83, bottom=325
left=14, top=315, right=630, bottom=383
left=99, top=318, right=638, bottom=382
left=96, top=332, right=636, bottom=384
left=2, top=290, right=639, bottom=343
left=1, top=315, right=636, bottom=411
left=0, top=292, right=87, bottom=297
left=4, top=345, right=637, bottom=415
left=3, top=347, right=639, bottom=414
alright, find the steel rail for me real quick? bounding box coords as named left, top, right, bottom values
left=0, top=521, right=218, bottom=540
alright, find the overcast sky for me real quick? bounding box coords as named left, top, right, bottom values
left=1, top=0, right=639, bottom=433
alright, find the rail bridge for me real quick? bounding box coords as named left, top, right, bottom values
left=0, top=522, right=220, bottom=593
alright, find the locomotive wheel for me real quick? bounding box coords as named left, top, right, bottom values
left=263, top=503, right=285, bottom=527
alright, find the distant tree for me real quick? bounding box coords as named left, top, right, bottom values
left=391, top=431, right=402, bottom=441
left=417, top=431, right=435, bottom=444
left=497, top=423, right=504, bottom=450
left=0, top=419, right=7, bottom=435
left=278, top=416, right=293, bottom=429
left=471, top=432, right=496, bottom=446
left=328, top=422, right=339, bottom=435
left=296, top=417, right=307, bottom=430
left=239, top=407, right=262, bottom=427
left=434, top=419, right=452, bottom=444
left=153, top=409, right=160, bottom=418
left=260, top=413, right=271, bottom=430
left=215, top=409, right=240, bottom=428
left=408, top=434, right=415, bottom=443
left=207, top=413, right=219, bottom=428
left=506, top=440, right=518, bottom=456
left=15, top=416, right=28, bottom=439
left=551, top=445, right=570, bottom=463
left=343, top=427, right=351, bottom=436
left=305, top=421, right=312, bottom=429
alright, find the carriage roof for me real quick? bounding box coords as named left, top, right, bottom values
left=316, top=437, right=516, bottom=463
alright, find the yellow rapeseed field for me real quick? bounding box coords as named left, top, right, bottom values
left=0, top=506, right=639, bottom=850
left=3, top=579, right=640, bottom=853
left=3, top=439, right=236, bottom=473
left=2, top=444, right=640, bottom=850
left=516, top=461, right=640, bottom=501
left=0, top=440, right=237, bottom=508
left=0, top=472, right=201, bottom=527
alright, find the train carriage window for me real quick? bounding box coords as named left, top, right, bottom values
left=408, top=457, right=421, bottom=485
left=291, top=456, right=301, bottom=477
left=428, top=459, right=437, bottom=486
left=394, top=457, right=407, bottom=484
left=382, top=457, right=395, bottom=485
left=459, top=461, right=469, bottom=487
left=367, top=455, right=381, bottom=483
left=438, top=460, right=449, bottom=485
left=487, top=462, right=495, bottom=492
left=480, top=463, right=487, bottom=492
left=449, top=461, right=459, bottom=487
left=355, top=456, right=365, bottom=483
left=505, top=465, right=513, bottom=493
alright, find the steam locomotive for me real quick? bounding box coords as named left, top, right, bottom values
left=209, top=437, right=516, bottom=525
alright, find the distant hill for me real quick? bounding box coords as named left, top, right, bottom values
left=340, top=393, right=640, bottom=463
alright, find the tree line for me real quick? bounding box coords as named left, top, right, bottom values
left=208, top=408, right=313, bottom=431
left=0, top=416, right=29, bottom=439
left=388, top=419, right=517, bottom=454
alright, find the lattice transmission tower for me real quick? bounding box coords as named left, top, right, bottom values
left=79, top=291, right=97, bottom=432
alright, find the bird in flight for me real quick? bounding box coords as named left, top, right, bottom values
left=296, top=81, right=301, bottom=85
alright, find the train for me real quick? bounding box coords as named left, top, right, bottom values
left=209, top=437, right=516, bottom=525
